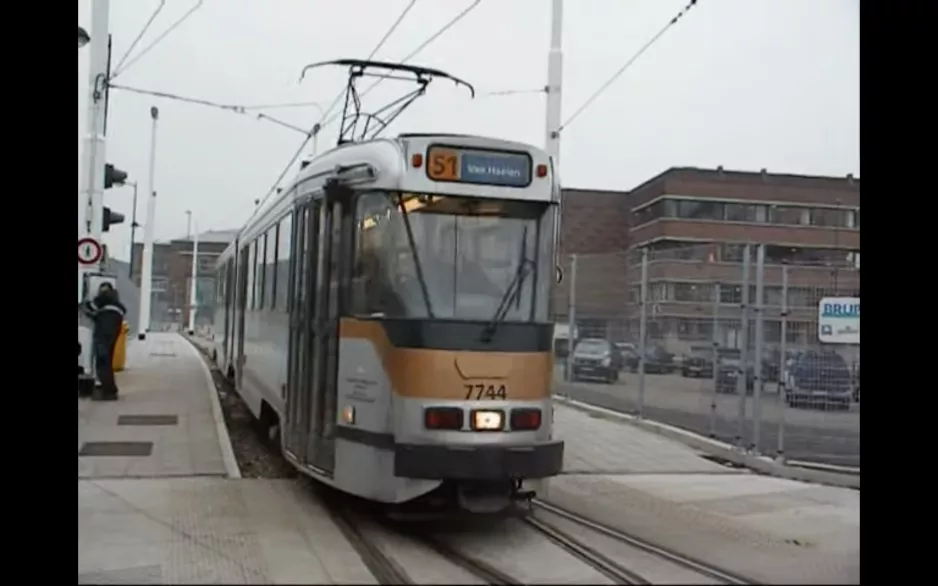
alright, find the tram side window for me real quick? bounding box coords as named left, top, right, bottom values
left=246, top=241, right=257, bottom=310
left=350, top=192, right=395, bottom=316
left=217, top=265, right=226, bottom=306
left=276, top=214, right=292, bottom=311
left=255, top=234, right=267, bottom=309
left=265, top=225, right=278, bottom=309
left=328, top=202, right=343, bottom=316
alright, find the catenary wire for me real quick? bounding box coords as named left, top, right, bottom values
left=559, top=0, right=701, bottom=133
left=112, top=0, right=166, bottom=75
left=111, top=0, right=205, bottom=79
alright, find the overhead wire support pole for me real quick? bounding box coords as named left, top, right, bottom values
left=138, top=107, right=160, bottom=340
left=80, top=0, right=110, bottom=284
left=544, top=0, right=564, bottom=171
left=187, top=219, right=199, bottom=335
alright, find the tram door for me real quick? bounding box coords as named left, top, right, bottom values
left=284, top=202, right=315, bottom=464
left=307, top=198, right=344, bottom=474
left=222, top=258, right=235, bottom=364
left=235, top=246, right=250, bottom=389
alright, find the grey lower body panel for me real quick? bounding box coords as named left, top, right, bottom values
left=393, top=440, right=564, bottom=480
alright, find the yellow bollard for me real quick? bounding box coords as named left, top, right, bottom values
left=112, top=321, right=129, bottom=372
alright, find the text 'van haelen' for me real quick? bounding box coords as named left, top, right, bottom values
left=467, top=163, right=523, bottom=178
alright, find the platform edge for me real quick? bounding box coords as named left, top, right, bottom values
left=180, top=334, right=242, bottom=479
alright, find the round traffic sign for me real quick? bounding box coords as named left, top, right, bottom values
left=78, top=237, right=103, bottom=265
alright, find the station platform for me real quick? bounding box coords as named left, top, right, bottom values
left=77, top=333, right=374, bottom=584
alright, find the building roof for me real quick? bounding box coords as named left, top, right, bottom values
left=628, top=166, right=859, bottom=195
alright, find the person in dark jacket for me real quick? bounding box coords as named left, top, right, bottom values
left=82, top=282, right=126, bottom=400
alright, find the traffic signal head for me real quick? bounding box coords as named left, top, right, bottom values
left=104, top=163, right=128, bottom=189
left=102, top=206, right=125, bottom=232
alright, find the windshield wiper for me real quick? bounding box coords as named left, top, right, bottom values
left=480, top=227, right=533, bottom=341
left=395, top=193, right=435, bottom=318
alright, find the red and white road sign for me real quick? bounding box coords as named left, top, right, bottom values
left=77, top=237, right=103, bottom=266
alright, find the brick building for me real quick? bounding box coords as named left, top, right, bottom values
left=131, top=229, right=238, bottom=328
left=552, top=167, right=861, bottom=355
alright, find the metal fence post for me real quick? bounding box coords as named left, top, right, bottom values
left=776, top=264, right=789, bottom=462
left=752, top=244, right=766, bottom=453
left=735, top=244, right=751, bottom=450
left=709, top=281, right=720, bottom=437
left=565, top=254, right=578, bottom=382
left=637, top=247, right=649, bottom=419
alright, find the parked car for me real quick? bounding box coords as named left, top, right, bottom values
left=715, top=356, right=755, bottom=395
left=624, top=345, right=675, bottom=374
left=614, top=342, right=636, bottom=366
left=784, top=350, right=853, bottom=410
left=571, top=338, right=622, bottom=383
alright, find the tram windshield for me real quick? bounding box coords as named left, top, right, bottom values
left=352, top=191, right=554, bottom=322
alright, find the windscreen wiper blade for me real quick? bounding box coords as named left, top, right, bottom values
left=480, top=257, right=534, bottom=342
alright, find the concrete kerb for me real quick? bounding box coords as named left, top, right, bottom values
left=179, top=334, right=241, bottom=479
left=553, top=394, right=860, bottom=490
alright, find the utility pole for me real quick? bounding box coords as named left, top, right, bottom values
left=137, top=106, right=160, bottom=340
left=127, top=181, right=138, bottom=278
left=78, top=0, right=111, bottom=291
left=187, top=219, right=199, bottom=335
left=544, top=0, right=564, bottom=171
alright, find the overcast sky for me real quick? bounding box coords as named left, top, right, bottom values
left=78, top=0, right=859, bottom=262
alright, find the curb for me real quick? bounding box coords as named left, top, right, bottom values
left=553, top=394, right=860, bottom=490
left=180, top=334, right=242, bottom=479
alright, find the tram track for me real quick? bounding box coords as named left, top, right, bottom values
left=530, top=499, right=753, bottom=585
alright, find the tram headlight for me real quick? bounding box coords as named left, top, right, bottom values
left=471, top=410, right=504, bottom=431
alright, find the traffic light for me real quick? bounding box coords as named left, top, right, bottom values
left=102, top=206, right=125, bottom=232
left=104, top=163, right=128, bottom=189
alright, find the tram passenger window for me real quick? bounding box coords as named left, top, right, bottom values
left=246, top=241, right=256, bottom=310
left=328, top=202, right=343, bottom=317
left=265, top=226, right=278, bottom=309
left=276, top=214, right=292, bottom=311
left=350, top=192, right=395, bottom=316
left=256, top=234, right=267, bottom=308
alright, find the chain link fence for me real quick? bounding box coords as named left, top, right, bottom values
left=552, top=242, right=860, bottom=470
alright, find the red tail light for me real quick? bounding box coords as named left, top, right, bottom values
left=510, top=408, right=542, bottom=431
left=425, top=407, right=463, bottom=430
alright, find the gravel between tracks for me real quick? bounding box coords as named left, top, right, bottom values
left=190, top=343, right=296, bottom=479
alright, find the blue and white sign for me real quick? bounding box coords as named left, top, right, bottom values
left=818, top=297, right=860, bottom=344
left=460, top=151, right=531, bottom=187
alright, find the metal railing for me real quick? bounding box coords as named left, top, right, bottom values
left=553, top=243, right=859, bottom=470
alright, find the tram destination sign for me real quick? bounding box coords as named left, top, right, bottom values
left=426, top=145, right=532, bottom=188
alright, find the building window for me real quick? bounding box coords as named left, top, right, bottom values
left=720, top=285, right=742, bottom=304
left=810, top=208, right=853, bottom=227
left=676, top=200, right=724, bottom=221
left=724, top=203, right=761, bottom=223
left=768, top=206, right=810, bottom=226
left=673, top=283, right=711, bottom=302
